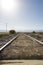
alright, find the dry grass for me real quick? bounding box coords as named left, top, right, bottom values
left=0, top=34, right=9, bottom=38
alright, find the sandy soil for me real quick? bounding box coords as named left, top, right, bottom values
left=0, top=60, right=43, bottom=65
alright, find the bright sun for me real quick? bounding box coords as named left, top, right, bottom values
left=1, top=0, right=19, bottom=12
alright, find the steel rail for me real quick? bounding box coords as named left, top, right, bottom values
left=0, top=34, right=19, bottom=51
left=24, top=34, right=43, bottom=45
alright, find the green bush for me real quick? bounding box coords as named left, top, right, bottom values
left=9, top=30, right=16, bottom=34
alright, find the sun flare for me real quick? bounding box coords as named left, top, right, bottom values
left=1, top=0, right=19, bottom=12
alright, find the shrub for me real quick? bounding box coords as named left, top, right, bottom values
left=32, top=31, right=36, bottom=33
left=0, top=34, right=9, bottom=38
left=9, top=30, right=16, bottom=34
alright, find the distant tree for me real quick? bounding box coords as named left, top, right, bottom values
left=9, top=30, right=16, bottom=34
left=32, top=31, right=36, bottom=33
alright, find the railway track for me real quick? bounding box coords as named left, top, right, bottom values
left=0, top=33, right=43, bottom=59
left=25, top=34, right=43, bottom=45
left=0, top=34, right=19, bottom=51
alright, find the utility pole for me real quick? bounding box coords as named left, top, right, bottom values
left=6, top=24, right=7, bottom=32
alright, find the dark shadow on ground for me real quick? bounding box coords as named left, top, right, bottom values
left=0, top=52, right=43, bottom=60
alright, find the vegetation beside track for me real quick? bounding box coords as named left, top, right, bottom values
left=0, top=30, right=16, bottom=38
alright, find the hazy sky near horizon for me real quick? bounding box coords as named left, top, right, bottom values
left=0, top=0, right=43, bottom=31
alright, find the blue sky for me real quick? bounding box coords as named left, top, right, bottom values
left=0, top=0, right=43, bottom=32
